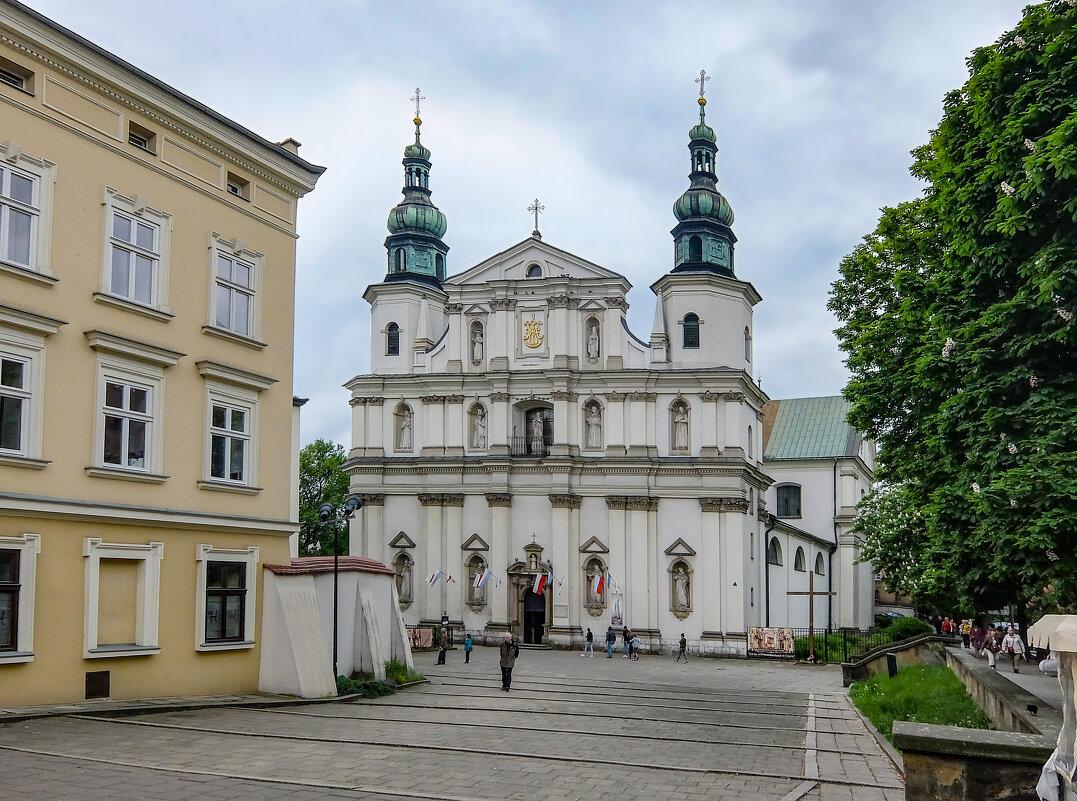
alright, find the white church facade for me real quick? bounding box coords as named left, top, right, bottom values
left=344, top=89, right=876, bottom=654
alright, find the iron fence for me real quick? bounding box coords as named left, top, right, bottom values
left=748, top=626, right=902, bottom=664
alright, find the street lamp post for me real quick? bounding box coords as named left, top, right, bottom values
left=318, top=494, right=363, bottom=682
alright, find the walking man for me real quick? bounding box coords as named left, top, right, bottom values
left=581, top=628, right=594, bottom=657
left=464, top=633, right=473, bottom=664
left=675, top=633, right=688, bottom=663
left=622, top=626, right=631, bottom=658
left=436, top=626, right=448, bottom=665
left=605, top=626, right=616, bottom=658
left=499, top=632, right=519, bottom=691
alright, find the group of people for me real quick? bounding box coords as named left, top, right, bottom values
left=968, top=622, right=1028, bottom=673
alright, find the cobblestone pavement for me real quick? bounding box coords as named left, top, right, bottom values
left=0, top=647, right=904, bottom=800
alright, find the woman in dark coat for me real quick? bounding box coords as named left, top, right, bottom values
left=499, top=632, right=519, bottom=691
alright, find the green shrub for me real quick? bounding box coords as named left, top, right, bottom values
left=384, top=660, right=407, bottom=684
left=850, top=665, right=991, bottom=743
left=875, top=614, right=895, bottom=629
left=336, top=675, right=397, bottom=698
left=794, top=632, right=865, bottom=662
left=885, top=617, right=933, bottom=641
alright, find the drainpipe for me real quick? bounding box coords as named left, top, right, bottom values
left=763, top=513, right=777, bottom=627
left=832, top=459, right=839, bottom=629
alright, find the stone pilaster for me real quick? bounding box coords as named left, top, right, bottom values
left=444, top=395, right=465, bottom=456
left=700, top=390, right=721, bottom=457
left=699, top=497, right=723, bottom=638
left=604, top=392, right=626, bottom=456
left=489, top=391, right=511, bottom=456
left=486, top=493, right=511, bottom=631
left=366, top=397, right=384, bottom=456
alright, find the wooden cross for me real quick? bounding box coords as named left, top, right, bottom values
left=527, top=198, right=545, bottom=236
left=787, top=569, right=836, bottom=662
left=695, top=69, right=710, bottom=98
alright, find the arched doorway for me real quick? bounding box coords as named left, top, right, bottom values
left=523, top=589, right=546, bottom=644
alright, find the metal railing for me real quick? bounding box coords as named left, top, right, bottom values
left=510, top=436, right=552, bottom=457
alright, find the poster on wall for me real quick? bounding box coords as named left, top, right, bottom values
left=610, top=593, right=624, bottom=626
left=746, top=626, right=795, bottom=659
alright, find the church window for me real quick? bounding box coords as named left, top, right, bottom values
left=525, top=263, right=542, bottom=279
left=748, top=487, right=754, bottom=514
left=688, top=236, right=702, bottom=262
left=386, top=323, right=400, bottom=356
left=776, top=484, right=801, bottom=518
left=744, top=327, right=752, bottom=362
left=516, top=406, right=553, bottom=456
left=766, top=537, right=783, bottom=566
left=394, top=249, right=405, bottom=272
left=794, top=547, right=806, bottom=572
left=436, top=253, right=444, bottom=277
left=815, top=552, right=825, bottom=576
left=682, top=313, right=699, bottom=349
left=747, top=425, right=753, bottom=459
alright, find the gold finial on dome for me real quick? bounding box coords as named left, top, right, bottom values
left=411, top=87, right=425, bottom=128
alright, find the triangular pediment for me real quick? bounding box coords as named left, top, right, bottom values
left=664, top=538, right=696, bottom=556
left=577, top=299, right=607, bottom=311
left=388, top=531, right=415, bottom=549
left=446, top=238, right=626, bottom=286
left=461, top=533, right=489, bottom=552
left=463, top=303, right=489, bottom=316
left=579, top=536, right=609, bottom=554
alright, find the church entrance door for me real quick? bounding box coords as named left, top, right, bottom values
left=523, top=590, right=546, bottom=644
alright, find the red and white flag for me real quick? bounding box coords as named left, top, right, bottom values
left=532, top=573, right=548, bottom=595
left=591, top=573, right=605, bottom=596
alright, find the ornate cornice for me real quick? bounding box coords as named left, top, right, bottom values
left=547, top=294, right=571, bottom=309
left=549, top=493, right=582, bottom=509
left=604, top=392, right=627, bottom=402
left=491, top=298, right=517, bottom=310
left=444, top=303, right=463, bottom=313
left=485, top=492, right=513, bottom=507
left=550, top=390, right=578, bottom=402
left=490, top=392, right=511, bottom=402
left=604, top=296, right=629, bottom=311
left=421, top=395, right=446, bottom=404
left=361, top=494, right=386, bottom=507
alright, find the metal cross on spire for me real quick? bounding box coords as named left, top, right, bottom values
left=695, top=69, right=710, bottom=98
left=528, top=198, right=546, bottom=239
left=411, top=87, right=426, bottom=120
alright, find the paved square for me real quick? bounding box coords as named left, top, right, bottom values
left=0, top=647, right=903, bottom=800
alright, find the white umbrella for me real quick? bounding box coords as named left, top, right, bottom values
left=1031, top=615, right=1076, bottom=801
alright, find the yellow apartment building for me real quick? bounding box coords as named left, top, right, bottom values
left=0, top=0, right=323, bottom=705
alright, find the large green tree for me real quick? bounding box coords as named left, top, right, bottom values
left=830, top=1, right=1077, bottom=614
left=298, top=439, right=350, bottom=556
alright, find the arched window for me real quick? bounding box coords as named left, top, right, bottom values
left=776, top=484, right=802, bottom=518
left=435, top=253, right=444, bottom=276
left=815, top=552, right=826, bottom=576
left=688, top=235, right=702, bottom=262
left=748, top=487, right=754, bottom=514
left=394, top=249, right=405, bottom=272
left=386, top=323, right=400, bottom=356
left=744, top=326, right=752, bottom=362
left=794, top=547, right=806, bottom=572
left=682, top=313, right=700, bottom=349
left=766, top=537, right=783, bottom=566
left=525, top=263, right=542, bottom=278
left=747, top=425, right=753, bottom=459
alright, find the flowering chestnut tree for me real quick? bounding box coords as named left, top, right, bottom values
left=829, top=1, right=1077, bottom=612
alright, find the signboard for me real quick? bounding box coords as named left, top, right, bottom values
left=610, top=593, right=624, bottom=627
left=407, top=627, right=434, bottom=648
left=747, top=626, right=795, bottom=659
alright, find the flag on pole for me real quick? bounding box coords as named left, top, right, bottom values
left=476, top=569, right=499, bottom=589
left=532, top=573, right=549, bottom=595
left=592, top=572, right=605, bottom=596
left=428, top=570, right=453, bottom=586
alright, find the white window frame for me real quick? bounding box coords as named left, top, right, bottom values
left=91, top=355, right=166, bottom=480
left=82, top=537, right=163, bottom=658
left=203, top=382, right=259, bottom=490
left=195, top=544, right=258, bottom=651
left=0, top=310, right=58, bottom=468
left=0, top=533, right=40, bottom=664
left=207, top=233, right=264, bottom=343
left=100, top=187, right=172, bottom=313
left=0, top=143, right=56, bottom=281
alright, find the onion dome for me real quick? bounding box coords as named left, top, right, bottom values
left=387, top=196, right=447, bottom=237
left=674, top=186, right=734, bottom=226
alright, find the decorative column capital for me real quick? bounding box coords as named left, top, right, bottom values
left=444, top=395, right=465, bottom=404
left=491, top=298, right=517, bottom=310
left=756, top=498, right=768, bottom=521
left=627, top=391, right=647, bottom=402
left=361, top=493, right=386, bottom=507
left=549, top=493, right=582, bottom=509
left=548, top=294, right=571, bottom=309
left=420, top=395, right=446, bottom=404
left=626, top=496, right=659, bottom=512
left=721, top=391, right=747, bottom=403
left=550, top=390, right=578, bottom=402
left=418, top=493, right=443, bottom=507
left=490, top=391, right=511, bottom=402
left=723, top=497, right=750, bottom=514
left=701, top=391, right=721, bottom=402
left=444, top=303, right=463, bottom=313
left=485, top=492, right=513, bottom=507
left=442, top=494, right=465, bottom=507
left=604, top=296, right=629, bottom=311
left=348, top=395, right=364, bottom=407
left=366, top=397, right=385, bottom=406
left=699, top=497, right=723, bottom=513
left=605, top=495, right=629, bottom=510
left=604, top=392, right=627, bottom=402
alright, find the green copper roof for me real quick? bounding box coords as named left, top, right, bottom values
left=387, top=201, right=447, bottom=237
left=690, top=122, right=716, bottom=143
left=763, top=396, right=862, bottom=460
left=674, top=187, right=734, bottom=225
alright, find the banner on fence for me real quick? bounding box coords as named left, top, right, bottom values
left=407, top=627, right=434, bottom=648
left=747, top=626, right=795, bottom=659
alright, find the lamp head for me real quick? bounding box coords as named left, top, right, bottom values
left=318, top=502, right=334, bottom=523
left=343, top=495, right=363, bottom=517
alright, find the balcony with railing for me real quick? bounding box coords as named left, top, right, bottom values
left=510, top=435, right=552, bottom=457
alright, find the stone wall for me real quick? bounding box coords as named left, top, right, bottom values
left=841, top=634, right=945, bottom=687
left=942, top=647, right=1061, bottom=736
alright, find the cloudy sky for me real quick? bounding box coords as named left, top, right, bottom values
left=31, top=0, right=1028, bottom=446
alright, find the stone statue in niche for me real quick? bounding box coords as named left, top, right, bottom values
left=398, top=409, right=413, bottom=450
left=585, top=404, right=602, bottom=450
left=395, top=555, right=413, bottom=603
left=472, top=326, right=483, bottom=363
left=587, top=324, right=600, bottom=362
left=585, top=562, right=603, bottom=605
left=530, top=416, right=544, bottom=454
left=472, top=406, right=487, bottom=449
left=673, top=404, right=689, bottom=450
left=468, top=560, right=486, bottom=604
left=527, top=552, right=539, bottom=571
left=672, top=565, right=691, bottom=611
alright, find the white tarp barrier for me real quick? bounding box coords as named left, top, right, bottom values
left=1031, top=615, right=1076, bottom=801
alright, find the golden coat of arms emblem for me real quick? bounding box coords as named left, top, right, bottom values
left=523, top=313, right=544, bottom=349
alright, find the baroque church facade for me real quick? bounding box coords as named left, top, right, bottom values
left=345, top=91, right=876, bottom=654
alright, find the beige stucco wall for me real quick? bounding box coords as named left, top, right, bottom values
left=0, top=5, right=321, bottom=705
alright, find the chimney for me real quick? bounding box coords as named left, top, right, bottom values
left=279, top=138, right=301, bottom=155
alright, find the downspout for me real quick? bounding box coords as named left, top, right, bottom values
left=764, top=513, right=777, bottom=627
left=831, top=459, right=839, bottom=629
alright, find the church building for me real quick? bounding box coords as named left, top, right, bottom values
left=344, top=85, right=875, bottom=654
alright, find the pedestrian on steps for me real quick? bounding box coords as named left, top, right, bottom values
left=499, top=632, right=519, bottom=691
left=605, top=626, right=616, bottom=658
left=675, top=633, right=688, bottom=663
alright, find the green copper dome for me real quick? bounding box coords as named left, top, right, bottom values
left=387, top=201, right=447, bottom=237
left=689, top=121, right=716, bottom=143
left=674, top=187, right=733, bottom=226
